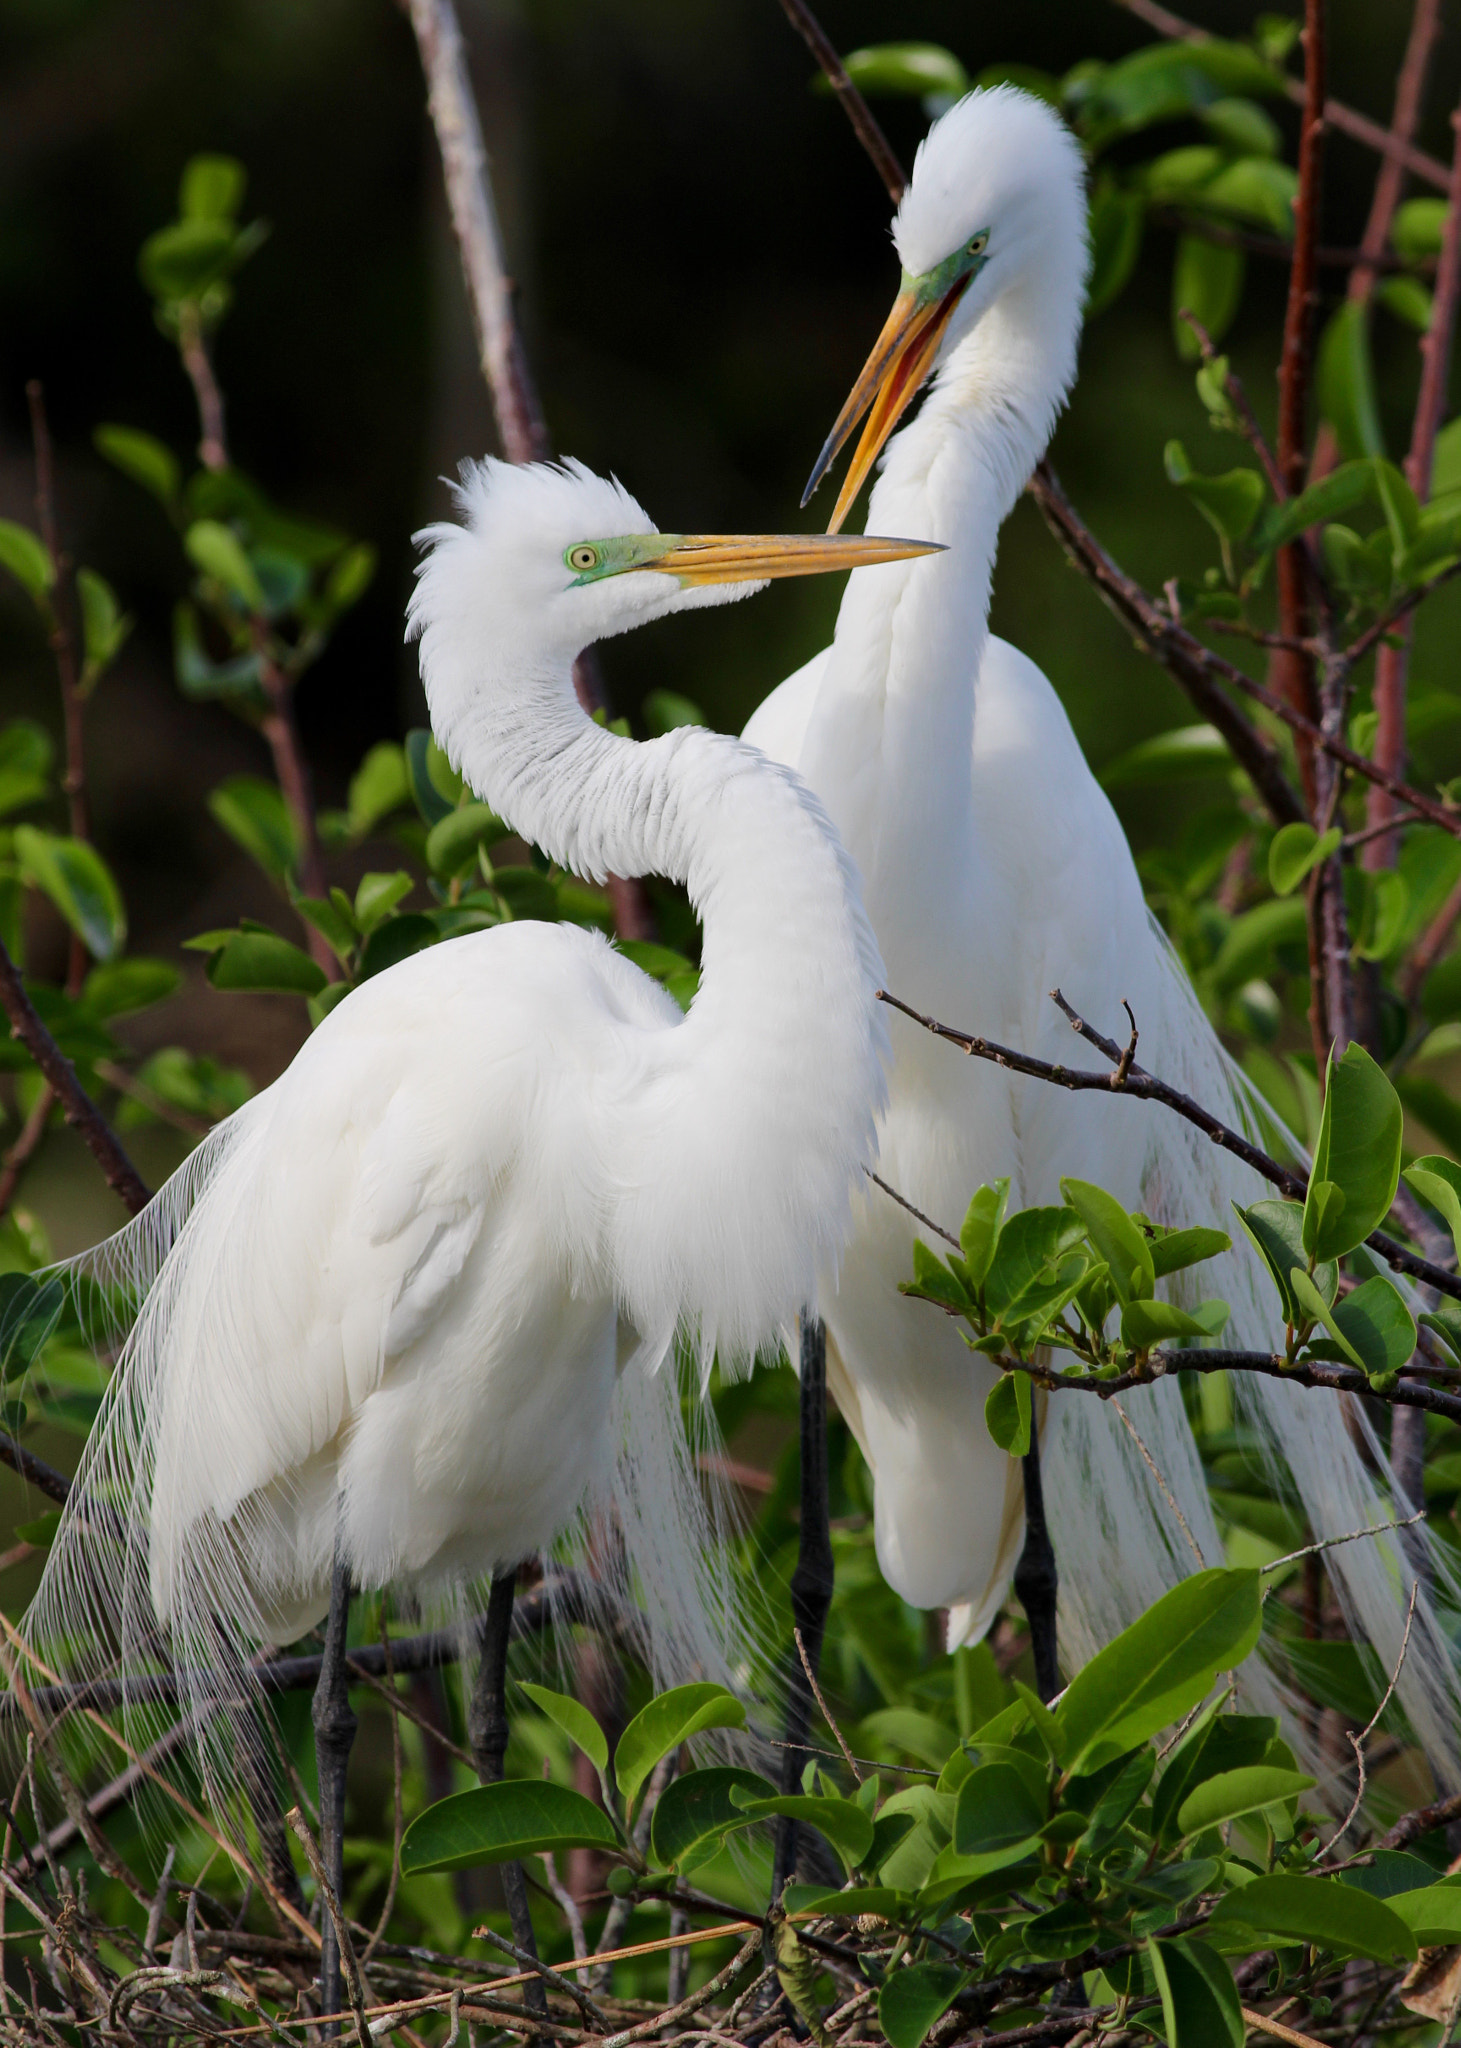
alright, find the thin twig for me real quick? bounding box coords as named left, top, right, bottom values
left=0, top=934, right=150, bottom=1215
left=1109, top=1399, right=1205, bottom=1565
left=997, top=1344, right=1461, bottom=1425
left=598, top=1932, right=762, bottom=2048
left=0, top=1088, right=55, bottom=1219
left=1262, top=1510, right=1427, bottom=1576
left=358, top=1618, right=403, bottom=1968
left=876, top=984, right=1461, bottom=1302
left=475, top=1925, right=610, bottom=2031
left=864, top=1168, right=959, bottom=1250
left=1319, top=1581, right=1419, bottom=1856
left=1108, top=0, right=1450, bottom=190
left=793, top=1628, right=862, bottom=1783
left=1178, top=314, right=1285, bottom=500
left=1239, top=2008, right=1331, bottom=2048
left=285, top=1808, right=370, bottom=2048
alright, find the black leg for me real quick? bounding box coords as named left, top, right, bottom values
left=469, top=1569, right=547, bottom=2015
left=312, top=1540, right=356, bottom=2037
left=1014, top=1432, right=1059, bottom=1703
left=773, top=1314, right=834, bottom=1900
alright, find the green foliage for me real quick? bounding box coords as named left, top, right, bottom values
left=399, top=1779, right=619, bottom=1875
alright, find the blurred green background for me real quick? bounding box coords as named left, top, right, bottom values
left=2, top=0, right=1460, bottom=1127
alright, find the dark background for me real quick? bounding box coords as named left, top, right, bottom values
left=2, top=0, right=1459, bottom=1167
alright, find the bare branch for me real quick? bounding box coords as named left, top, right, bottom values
left=865, top=1165, right=959, bottom=1249
left=793, top=1625, right=862, bottom=1782
left=1109, top=0, right=1450, bottom=191
left=0, top=1433, right=71, bottom=1508
left=773, top=0, right=906, bottom=202
left=876, top=983, right=1461, bottom=1302
left=0, top=934, right=150, bottom=1215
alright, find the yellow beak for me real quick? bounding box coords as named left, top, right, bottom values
left=804, top=277, right=971, bottom=535
left=649, top=531, right=943, bottom=584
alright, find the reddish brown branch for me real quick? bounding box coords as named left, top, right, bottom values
left=0, top=935, right=150, bottom=1216
left=774, top=0, right=906, bottom=203
left=177, top=304, right=227, bottom=474
left=876, top=984, right=1461, bottom=1302
left=1028, top=463, right=1306, bottom=826
left=1349, top=0, right=1442, bottom=307
left=1366, top=105, right=1461, bottom=870
left=405, top=0, right=655, bottom=942
left=1110, top=0, right=1450, bottom=192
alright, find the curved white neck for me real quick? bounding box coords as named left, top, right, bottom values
left=799, top=269, right=1079, bottom=903
left=421, top=638, right=887, bottom=1368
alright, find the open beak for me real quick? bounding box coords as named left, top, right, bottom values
left=803, top=275, right=972, bottom=535
left=646, top=531, right=943, bottom=584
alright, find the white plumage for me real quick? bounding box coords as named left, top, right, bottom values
left=746, top=87, right=1457, bottom=1773
left=24, top=458, right=898, bottom=1787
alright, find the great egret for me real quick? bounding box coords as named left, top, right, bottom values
left=24, top=457, right=933, bottom=2011
left=744, top=85, right=1453, bottom=1759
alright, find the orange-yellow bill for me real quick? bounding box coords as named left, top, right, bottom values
left=650, top=531, right=943, bottom=584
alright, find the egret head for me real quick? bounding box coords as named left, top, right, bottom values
left=806, top=86, right=1089, bottom=531
left=410, top=456, right=941, bottom=668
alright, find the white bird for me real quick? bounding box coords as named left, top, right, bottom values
left=22, top=458, right=930, bottom=1959
left=744, top=86, right=1454, bottom=1763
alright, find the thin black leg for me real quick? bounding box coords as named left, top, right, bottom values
left=1014, top=1432, right=1059, bottom=1703
left=469, top=1570, right=547, bottom=2015
left=773, top=1314, right=834, bottom=1900
left=312, top=1541, right=356, bottom=2037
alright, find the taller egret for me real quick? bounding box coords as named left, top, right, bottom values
left=744, top=86, right=1452, bottom=1757
left=24, top=457, right=934, bottom=2009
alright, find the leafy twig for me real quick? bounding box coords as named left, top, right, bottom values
left=0, top=934, right=150, bottom=1215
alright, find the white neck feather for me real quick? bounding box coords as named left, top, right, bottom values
left=417, top=621, right=889, bottom=1369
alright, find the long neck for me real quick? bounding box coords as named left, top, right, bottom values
left=799, top=268, right=1079, bottom=912
left=431, top=652, right=888, bottom=1368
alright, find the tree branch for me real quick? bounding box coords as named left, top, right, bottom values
left=0, top=1432, right=72, bottom=1508
left=404, top=0, right=655, bottom=941
left=1109, top=0, right=1450, bottom=191
left=995, top=1345, right=1461, bottom=1427
left=1028, top=463, right=1307, bottom=826
left=0, top=935, right=150, bottom=1216
left=773, top=0, right=906, bottom=202
left=875, top=984, right=1461, bottom=1302
left=1366, top=103, right=1461, bottom=869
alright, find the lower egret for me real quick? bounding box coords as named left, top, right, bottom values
left=745, top=85, right=1453, bottom=1763
left=24, top=457, right=933, bottom=2015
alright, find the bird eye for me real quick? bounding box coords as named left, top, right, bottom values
left=567, top=544, right=600, bottom=573
left=968, top=231, right=989, bottom=258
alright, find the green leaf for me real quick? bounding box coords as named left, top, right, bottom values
left=82, top=958, right=180, bottom=1019
left=0, top=521, right=54, bottom=604
left=346, top=743, right=410, bottom=838
left=833, top=42, right=970, bottom=103
left=139, top=217, right=240, bottom=302
left=14, top=1510, right=60, bottom=1550
left=904, top=1239, right=972, bottom=1315
left=1209, top=895, right=1308, bottom=992
left=1250, top=460, right=1378, bottom=554
left=426, top=802, right=512, bottom=878
left=0, top=1273, right=65, bottom=1382
left=1375, top=458, right=1421, bottom=551
left=1317, top=305, right=1385, bottom=462
left=1304, top=1041, right=1403, bottom=1259
left=614, top=1683, right=745, bottom=1814
left=1267, top=822, right=1341, bottom=896
left=94, top=425, right=181, bottom=509
left=1377, top=275, right=1433, bottom=332
left=1203, top=156, right=1296, bottom=234
left=1392, top=198, right=1448, bottom=262
left=878, top=1963, right=965, bottom=2048
left=1120, top=1297, right=1228, bottom=1348
left=959, top=1180, right=1009, bottom=1287
left=208, top=776, right=299, bottom=880
left=1403, top=1153, right=1461, bottom=1263
left=984, top=1206, right=1085, bottom=1315
left=641, top=689, right=705, bottom=735
left=405, top=728, right=462, bottom=826
left=1200, top=96, right=1280, bottom=156
left=75, top=568, right=132, bottom=686
left=355, top=871, right=413, bottom=932
left=293, top=895, right=357, bottom=967
left=400, top=1779, right=618, bottom=1876
left=984, top=1372, right=1032, bottom=1456
left=1163, top=440, right=1265, bottom=539
left=1058, top=1568, right=1261, bottom=1773
left=1024, top=1901, right=1099, bottom=1959
left=1210, top=1872, right=1416, bottom=1963
left=649, top=1765, right=777, bottom=1873
left=1088, top=181, right=1145, bottom=318
left=1149, top=1936, right=1245, bottom=2048
left=1388, top=1884, right=1461, bottom=1945
left=1061, top=1179, right=1154, bottom=1304
left=358, top=913, right=438, bottom=981
left=1148, top=1226, right=1231, bottom=1278
left=185, top=520, right=266, bottom=610
left=1100, top=725, right=1232, bottom=789
left=181, top=153, right=246, bottom=221
left=322, top=542, right=376, bottom=616
left=1171, top=238, right=1246, bottom=360
left=1231, top=1199, right=1333, bottom=1325
left=1175, top=1765, right=1314, bottom=1836
left=1294, top=1269, right=1416, bottom=1382
left=204, top=928, right=326, bottom=996
left=0, top=718, right=53, bottom=819
left=728, top=1792, right=873, bottom=1874
left=953, top=1759, right=1046, bottom=1856
left=518, top=1681, right=609, bottom=1777
left=173, top=601, right=262, bottom=703
left=13, top=826, right=126, bottom=961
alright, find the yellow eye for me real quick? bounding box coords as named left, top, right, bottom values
left=568, top=544, right=600, bottom=573
left=968, top=231, right=989, bottom=258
